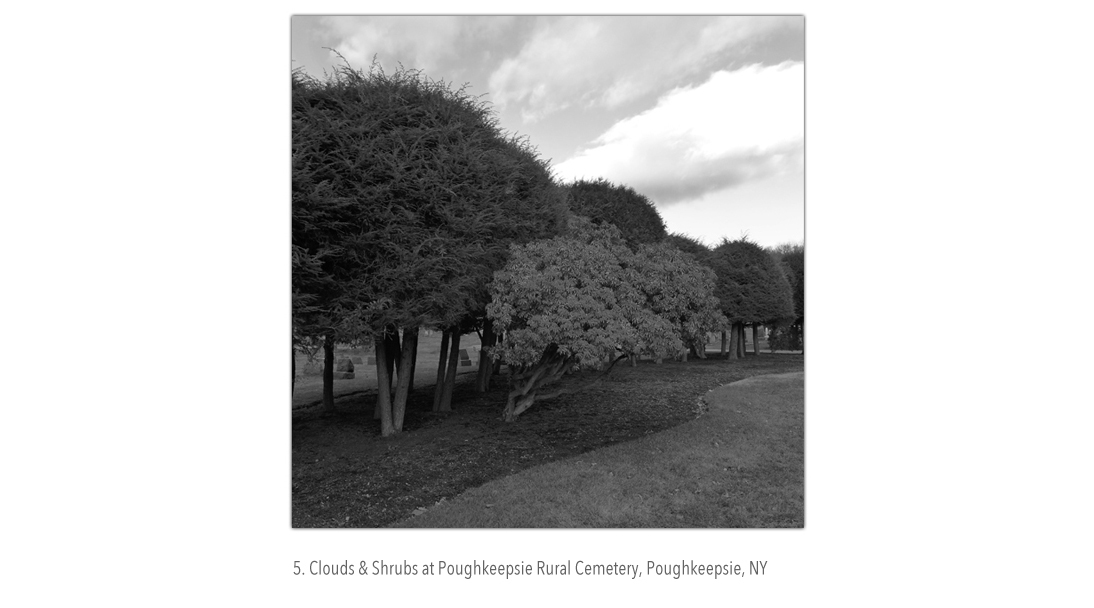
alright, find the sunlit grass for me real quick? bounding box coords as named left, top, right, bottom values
left=394, top=372, right=803, bottom=528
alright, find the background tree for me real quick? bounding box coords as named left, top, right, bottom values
left=292, top=61, right=565, bottom=434
left=487, top=219, right=680, bottom=421
left=768, top=243, right=804, bottom=351
left=665, top=233, right=723, bottom=356
left=631, top=242, right=725, bottom=361
left=666, top=233, right=712, bottom=263
left=565, top=178, right=667, bottom=248
left=709, top=238, right=795, bottom=359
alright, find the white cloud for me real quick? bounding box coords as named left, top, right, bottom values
left=319, top=16, right=515, bottom=75
left=553, top=62, right=804, bottom=205
left=488, top=16, right=799, bottom=121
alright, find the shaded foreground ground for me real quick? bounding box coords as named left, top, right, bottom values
left=292, top=353, right=804, bottom=528
left=396, top=372, right=804, bottom=527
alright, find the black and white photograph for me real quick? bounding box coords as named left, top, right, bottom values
left=291, top=15, right=805, bottom=528
left=7, top=1, right=1094, bottom=604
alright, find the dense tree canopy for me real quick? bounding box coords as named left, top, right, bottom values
left=709, top=238, right=795, bottom=326
left=565, top=178, right=667, bottom=248
left=631, top=242, right=726, bottom=356
left=770, top=243, right=804, bottom=323
left=293, top=63, right=566, bottom=337
left=487, top=218, right=681, bottom=420
left=293, top=62, right=567, bottom=433
left=767, top=243, right=804, bottom=351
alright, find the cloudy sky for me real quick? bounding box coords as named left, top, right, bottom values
left=292, top=16, right=803, bottom=248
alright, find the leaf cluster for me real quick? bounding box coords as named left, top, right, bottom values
left=487, top=218, right=682, bottom=369
left=631, top=242, right=727, bottom=348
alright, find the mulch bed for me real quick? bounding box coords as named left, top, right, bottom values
left=291, top=353, right=804, bottom=528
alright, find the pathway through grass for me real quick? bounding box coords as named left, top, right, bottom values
left=394, top=371, right=804, bottom=527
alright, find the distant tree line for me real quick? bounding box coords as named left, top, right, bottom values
left=292, top=61, right=803, bottom=433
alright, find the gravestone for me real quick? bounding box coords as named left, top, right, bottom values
left=334, top=357, right=354, bottom=380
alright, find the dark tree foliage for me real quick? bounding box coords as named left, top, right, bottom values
left=666, top=233, right=713, bottom=265
left=665, top=233, right=720, bottom=358
left=565, top=178, right=667, bottom=248
left=293, top=63, right=565, bottom=334
left=631, top=241, right=725, bottom=359
left=768, top=243, right=804, bottom=351
left=770, top=243, right=804, bottom=323
left=709, top=238, right=795, bottom=327
left=292, top=62, right=566, bottom=432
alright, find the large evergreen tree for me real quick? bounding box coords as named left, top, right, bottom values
left=709, top=238, right=795, bottom=359
left=292, top=62, right=565, bottom=434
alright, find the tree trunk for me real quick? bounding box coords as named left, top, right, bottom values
left=392, top=326, right=418, bottom=431
left=753, top=325, right=761, bottom=355
left=692, top=339, right=706, bottom=359
left=374, top=328, right=401, bottom=420
left=737, top=324, right=747, bottom=358
left=727, top=324, right=739, bottom=359
left=502, top=353, right=622, bottom=421
left=322, top=335, right=335, bottom=412
left=374, top=336, right=395, bottom=436
left=291, top=344, right=295, bottom=396
left=475, top=319, right=496, bottom=393
left=503, top=352, right=571, bottom=422
left=721, top=330, right=728, bottom=357
left=385, top=326, right=401, bottom=388
left=407, top=333, right=418, bottom=397
left=438, top=331, right=461, bottom=412
left=432, top=329, right=450, bottom=411
left=492, top=331, right=504, bottom=376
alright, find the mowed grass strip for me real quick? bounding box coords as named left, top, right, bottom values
left=393, top=371, right=804, bottom=528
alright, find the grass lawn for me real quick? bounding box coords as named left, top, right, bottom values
left=394, top=372, right=803, bottom=527
left=292, top=353, right=803, bottom=528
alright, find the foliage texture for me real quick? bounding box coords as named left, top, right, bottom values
left=709, top=238, right=795, bottom=326
left=292, top=62, right=566, bottom=338
left=487, top=219, right=681, bottom=419
left=565, top=178, right=667, bottom=248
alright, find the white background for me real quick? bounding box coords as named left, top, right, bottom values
left=2, top=1, right=1092, bottom=605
